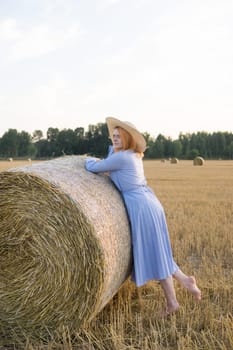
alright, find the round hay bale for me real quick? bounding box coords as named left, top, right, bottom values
left=0, top=156, right=132, bottom=344
left=193, top=156, right=205, bottom=166
left=170, top=157, right=179, bottom=164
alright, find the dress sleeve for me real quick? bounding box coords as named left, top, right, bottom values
left=85, top=152, right=124, bottom=173
left=107, top=145, right=114, bottom=157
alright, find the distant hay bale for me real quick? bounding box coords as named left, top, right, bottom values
left=0, top=156, right=132, bottom=344
left=193, top=156, right=205, bottom=166
left=170, top=157, right=179, bottom=164
left=8, top=157, right=13, bottom=162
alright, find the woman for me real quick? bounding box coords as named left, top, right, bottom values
left=85, top=117, right=201, bottom=316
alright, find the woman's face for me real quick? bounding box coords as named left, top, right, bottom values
left=112, top=128, right=122, bottom=149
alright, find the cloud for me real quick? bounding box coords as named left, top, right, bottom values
left=0, top=0, right=232, bottom=139
left=0, top=73, right=69, bottom=135
left=0, top=18, right=21, bottom=41
left=8, top=22, right=81, bottom=61
left=21, top=0, right=75, bottom=17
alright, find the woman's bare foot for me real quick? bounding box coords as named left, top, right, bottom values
left=160, top=302, right=180, bottom=318
left=173, top=270, right=202, bottom=301
left=184, top=276, right=201, bottom=301
left=160, top=276, right=180, bottom=318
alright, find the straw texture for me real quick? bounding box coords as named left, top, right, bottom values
left=0, top=156, right=132, bottom=344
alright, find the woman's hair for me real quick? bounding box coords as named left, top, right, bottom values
left=114, top=127, right=143, bottom=156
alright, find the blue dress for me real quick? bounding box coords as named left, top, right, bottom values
left=85, top=148, right=179, bottom=287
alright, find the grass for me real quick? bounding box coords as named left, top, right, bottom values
left=0, top=159, right=232, bottom=350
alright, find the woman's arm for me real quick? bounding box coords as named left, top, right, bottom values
left=85, top=152, right=124, bottom=173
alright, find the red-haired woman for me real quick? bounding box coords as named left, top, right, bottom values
left=85, top=117, right=201, bottom=316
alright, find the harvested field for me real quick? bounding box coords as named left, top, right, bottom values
left=0, top=159, right=232, bottom=350
left=0, top=159, right=42, bottom=171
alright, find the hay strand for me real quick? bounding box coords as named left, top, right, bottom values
left=0, top=156, right=132, bottom=344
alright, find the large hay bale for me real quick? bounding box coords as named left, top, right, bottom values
left=0, top=156, right=132, bottom=344
left=193, top=156, right=205, bottom=166
left=170, top=157, right=179, bottom=164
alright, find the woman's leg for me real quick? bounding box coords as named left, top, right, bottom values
left=160, top=276, right=180, bottom=315
left=173, top=269, right=201, bottom=301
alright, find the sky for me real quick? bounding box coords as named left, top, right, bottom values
left=0, top=0, right=233, bottom=140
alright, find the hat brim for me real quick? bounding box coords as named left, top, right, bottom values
left=106, top=117, right=146, bottom=153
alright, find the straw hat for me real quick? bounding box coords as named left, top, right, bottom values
left=106, top=117, right=147, bottom=152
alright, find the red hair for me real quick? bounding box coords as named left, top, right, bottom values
left=114, top=127, right=143, bottom=156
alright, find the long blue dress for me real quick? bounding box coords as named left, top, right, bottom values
left=85, top=148, right=179, bottom=287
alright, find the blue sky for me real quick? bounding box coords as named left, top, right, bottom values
left=0, top=0, right=232, bottom=139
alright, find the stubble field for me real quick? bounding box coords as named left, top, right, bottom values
left=0, top=159, right=232, bottom=349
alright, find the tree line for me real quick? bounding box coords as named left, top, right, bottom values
left=0, top=123, right=232, bottom=160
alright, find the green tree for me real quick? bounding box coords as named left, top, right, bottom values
left=86, top=123, right=110, bottom=157
left=32, top=130, right=43, bottom=142
left=47, top=127, right=59, bottom=143
left=172, top=140, right=183, bottom=158
left=178, top=133, right=191, bottom=159
left=225, top=141, right=233, bottom=159
left=34, top=139, right=50, bottom=158
left=144, top=136, right=156, bottom=159
left=211, top=132, right=226, bottom=158
left=0, top=129, right=19, bottom=157
left=74, top=127, right=88, bottom=154
left=17, top=131, right=33, bottom=157
left=153, top=134, right=166, bottom=158
left=46, top=127, right=60, bottom=157
left=56, top=129, right=77, bottom=155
